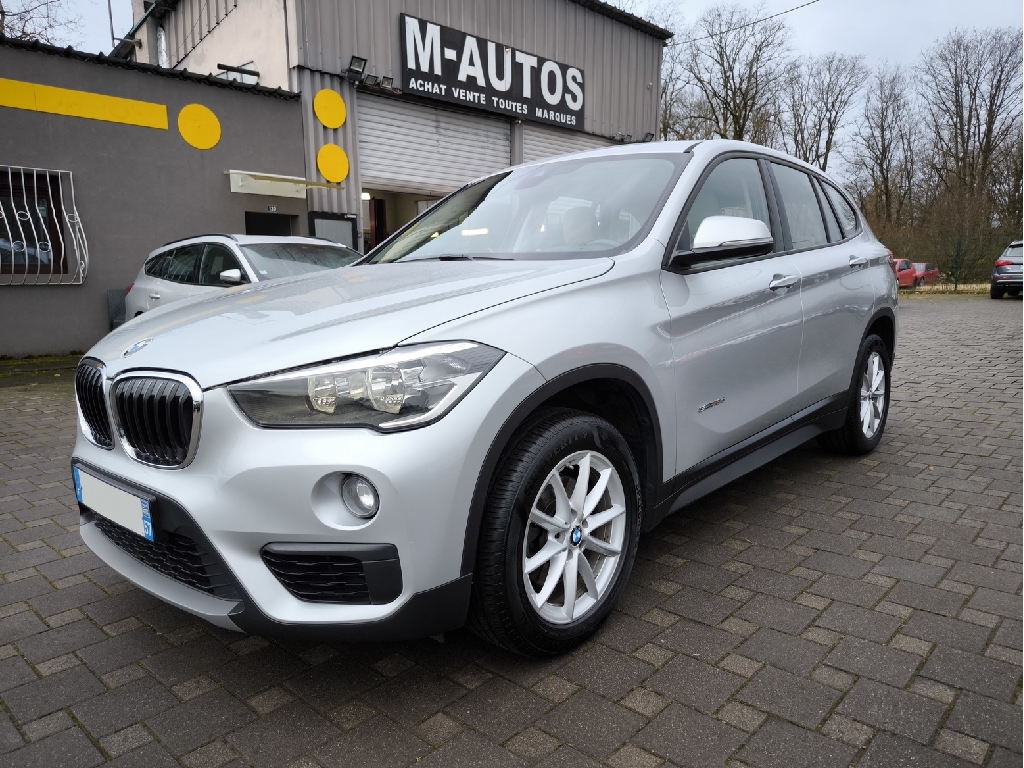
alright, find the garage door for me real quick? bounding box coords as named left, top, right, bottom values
left=523, top=123, right=615, bottom=163
left=357, top=94, right=511, bottom=196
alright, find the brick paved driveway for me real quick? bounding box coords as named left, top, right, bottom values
left=0, top=295, right=1020, bottom=768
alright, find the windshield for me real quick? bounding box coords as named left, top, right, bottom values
left=241, top=243, right=361, bottom=279
left=367, top=154, right=685, bottom=263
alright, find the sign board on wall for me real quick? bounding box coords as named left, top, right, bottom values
left=401, top=14, right=585, bottom=131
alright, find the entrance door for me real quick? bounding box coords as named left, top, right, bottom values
left=661, top=156, right=805, bottom=473
left=245, top=212, right=294, bottom=236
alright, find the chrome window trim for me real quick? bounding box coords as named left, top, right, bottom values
left=107, top=371, right=204, bottom=469
left=76, top=358, right=115, bottom=451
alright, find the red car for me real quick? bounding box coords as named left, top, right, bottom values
left=914, top=262, right=939, bottom=286
left=895, top=259, right=918, bottom=288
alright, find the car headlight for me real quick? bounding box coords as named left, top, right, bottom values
left=228, top=341, right=504, bottom=430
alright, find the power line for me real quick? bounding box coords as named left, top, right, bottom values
left=675, top=0, right=824, bottom=45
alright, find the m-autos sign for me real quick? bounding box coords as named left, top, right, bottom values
left=401, top=14, right=585, bottom=131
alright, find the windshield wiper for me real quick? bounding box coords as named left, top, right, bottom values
left=407, top=254, right=512, bottom=262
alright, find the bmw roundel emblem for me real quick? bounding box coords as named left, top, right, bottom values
left=570, top=526, right=583, bottom=546
left=123, top=338, right=153, bottom=357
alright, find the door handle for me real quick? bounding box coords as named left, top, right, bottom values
left=849, top=255, right=868, bottom=268
left=768, top=274, right=798, bottom=291
left=149, top=293, right=161, bottom=300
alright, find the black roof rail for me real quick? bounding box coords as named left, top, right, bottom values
left=159, top=233, right=239, bottom=247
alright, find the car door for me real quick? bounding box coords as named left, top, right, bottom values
left=660, top=155, right=805, bottom=474
left=152, top=244, right=202, bottom=307
left=771, top=165, right=877, bottom=409
left=193, top=243, right=250, bottom=297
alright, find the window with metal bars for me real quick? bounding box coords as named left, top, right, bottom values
left=0, top=165, right=88, bottom=285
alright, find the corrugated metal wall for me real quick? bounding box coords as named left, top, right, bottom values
left=522, top=123, right=614, bottom=162
left=358, top=94, right=511, bottom=196
left=164, top=0, right=238, bottom=67
left=292, top=0, right=663, bottom=140
left=290, top=68, right=363, bottom=221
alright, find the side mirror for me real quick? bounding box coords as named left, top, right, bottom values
left=219, top=268, right=244, bottom=285
left=669, top=216, right=774, bottom=271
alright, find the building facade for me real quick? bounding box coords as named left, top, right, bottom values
left=0, top=39, right=308, bottom=355
left=122, top=0, right=671, bottom=249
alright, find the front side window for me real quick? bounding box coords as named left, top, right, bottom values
left=162, top=244, right=202, bottom=284
left=199, top=244, right=248, bottom=285
left=240, top=242, right=361, bottom=280
left=676, top=158, right=772, bottom=252
left=772, top=164, right=827, bottom=251
left=367, top=154, right=685, bottom=263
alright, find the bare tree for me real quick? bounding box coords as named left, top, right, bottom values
left=779, top=53, right=866, bottom=171
left=0, top=0, right=81, bottom=45
left=851, top=64, right=920, bottom=228
left=679, top=3, right=790, bottom=143
left=918, top=27, right=1023, bottom=197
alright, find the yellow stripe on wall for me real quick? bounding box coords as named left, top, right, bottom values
left=0, top=78, right=168, bottom=129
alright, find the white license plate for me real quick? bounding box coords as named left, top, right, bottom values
left=73, top=467, right=154, bottom=542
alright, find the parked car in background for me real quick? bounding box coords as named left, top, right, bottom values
left=895, top=259, right=918, bottom=288
left=913, top=262, right=939, bottom=286
left=990, top=241, right=1022, bottom=299
left=124, top=235, right=362, bottom=317
left=73, top=140, right=898, bottom=655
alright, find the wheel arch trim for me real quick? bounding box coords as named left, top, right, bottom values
left=460, top=363, right=664, bottom=576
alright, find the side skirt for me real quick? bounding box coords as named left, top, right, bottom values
left=644, top=394, right=847, bottom=532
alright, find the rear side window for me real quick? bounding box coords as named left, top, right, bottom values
left=821, top=181, right=859, bottom=235
left=677, top=158, right=772, bottom=252
left=144, top=251, right=170, bottom=278
left=162, top=244, right=202, bottom=284
left=771, top=163, right=827, bottom=251
left=813, top=178, right=843, bottom=243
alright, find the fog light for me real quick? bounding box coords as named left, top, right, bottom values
left=342, top=475, right=379, bottom=518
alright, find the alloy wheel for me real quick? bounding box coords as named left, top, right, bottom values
left=859, top=351, right=886, bottom=439
left=521, top=450, right=626, bottom=624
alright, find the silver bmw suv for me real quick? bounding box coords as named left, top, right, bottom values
left=72, top=140, right=897, bottom=655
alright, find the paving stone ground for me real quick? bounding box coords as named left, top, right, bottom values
left=0, top=294, right=1020, bottom=768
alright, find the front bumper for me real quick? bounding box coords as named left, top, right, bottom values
left=72, top=353, right=544, bottom=638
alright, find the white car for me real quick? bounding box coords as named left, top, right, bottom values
left=124, top=234, right=362, bottom=317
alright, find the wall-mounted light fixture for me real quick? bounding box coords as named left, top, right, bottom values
left=360, top=192, right=371, bottom=201
left=642, top=132, right=655, bottom=142
left=346, top=56, right=367, bottom=82
left=380, top=76, right=394, bottom=90
left=363, top=74, right=380, bottom=87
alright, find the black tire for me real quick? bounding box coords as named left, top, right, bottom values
left=991, top=285, right=1005, bottom=299
left=817, top=334, right=891, bottom=456
left=467, top=408, right=642, bottom=656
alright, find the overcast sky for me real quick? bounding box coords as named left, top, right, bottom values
left=69, top=0, right=1022, bottom=64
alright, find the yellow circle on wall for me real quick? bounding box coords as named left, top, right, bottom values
left=317, top=143, right=349, bottom=183
left=313, top=89, right=346, bottom=129
left=177, top=104, right=221, bottom=150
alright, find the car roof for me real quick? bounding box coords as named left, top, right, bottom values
left=151, top=234, right=354, bottom=257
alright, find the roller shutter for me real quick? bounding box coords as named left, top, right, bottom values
left=357, top=94, right=511, bottom=196
left=523, top=124, right=615, bottom=163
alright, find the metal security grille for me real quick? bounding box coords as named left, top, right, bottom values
left=522, top=123, right=615, bottom=163
left=113, top=378, right=196, bottom=467
left=357, top=93, right=511, bottom=196
left=0, top=165, right=88, bottom=285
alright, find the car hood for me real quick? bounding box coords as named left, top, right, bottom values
left=90, top=259, right=612, bottom=387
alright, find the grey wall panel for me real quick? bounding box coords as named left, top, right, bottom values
left=356, top=94, right=511, bottom=196
left=0, top=45, right=306, bottom=355
left=291, top=67, right=363, bottom=223
left=164, top=0, right=238, bottom=68
left=293, top=0, right=663, bottom=140
left=522, top=122, right=614, bottom=162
